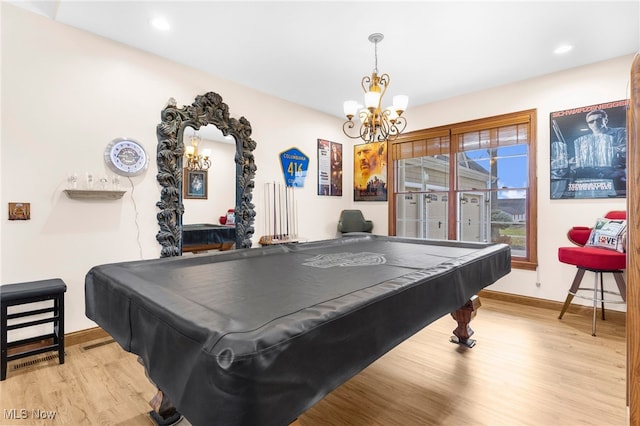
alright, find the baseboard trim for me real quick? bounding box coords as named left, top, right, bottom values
left=65, top=327, right=110, bottom=347
left=479, top=289, right=626, bottom=324
left=6, top=327, right=110, bottom=356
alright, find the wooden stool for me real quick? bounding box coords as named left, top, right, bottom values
left=1, top=279, right=66, bottom=380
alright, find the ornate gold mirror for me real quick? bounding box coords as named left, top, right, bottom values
left=156, top=92, right=257, bottom=257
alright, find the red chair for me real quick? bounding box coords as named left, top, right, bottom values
left=558, top=210, right=627, bottom=336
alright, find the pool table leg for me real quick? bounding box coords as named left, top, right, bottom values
left=138, top=357, right=183, bottom=426
left=449, top=295, right=481, bottom=348
left=148, top=389, right=183, bottom=426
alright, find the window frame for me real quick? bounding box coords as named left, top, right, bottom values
left=388, top=109, right=538, bottom=270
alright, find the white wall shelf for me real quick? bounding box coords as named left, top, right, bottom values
left=63, top=189, right=126, bottom=200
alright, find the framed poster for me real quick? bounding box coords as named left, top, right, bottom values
left=550, top=100, right=628, bottom=199
left=317, top=139, right=342, bottom=196
left=354, top=141, right=387, bottom=201
left=184, top=169, right=208, bottom=199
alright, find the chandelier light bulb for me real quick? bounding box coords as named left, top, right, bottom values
left=364, top=91, right=381, bottom=110
left=392, top=95, right=409, bottom=114
left=343, top=100, right=359, bottom=119
left=385, top=107, right=399, bottom=122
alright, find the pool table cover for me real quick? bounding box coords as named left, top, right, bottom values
left=85, top=235, right=510, bottom=425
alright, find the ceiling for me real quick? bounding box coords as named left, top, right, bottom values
left=9, top=1, right=640, bottom=121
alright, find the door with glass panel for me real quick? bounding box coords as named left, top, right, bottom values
left=458, top=192, right=483, bottom=242
left=395, top=155, right=449, bottom=240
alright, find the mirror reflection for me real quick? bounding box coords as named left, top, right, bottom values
left=182, top=126, right=236, bottom=223
left=182, top=125, right=237, bottom=253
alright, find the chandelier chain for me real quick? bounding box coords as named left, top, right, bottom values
left=373, top=38, right=378, bottom=74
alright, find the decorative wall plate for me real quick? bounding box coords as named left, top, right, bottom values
left=104, top=137, right=149, bottom=176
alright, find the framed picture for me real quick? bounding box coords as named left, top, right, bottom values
left=8, top=202, right=30, bottom=220
left=317, top=139, right=342, bottom=196
left=184, top=169, right=208, bottom=199
left=354, top=141, right=387, bottom=201
left=550, top=100, right=628, bottom=199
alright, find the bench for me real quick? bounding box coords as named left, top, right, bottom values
left=1, top=278, right=66, bottom=380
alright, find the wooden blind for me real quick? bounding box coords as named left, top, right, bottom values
left=391, top=110, right=534, bottom=159
left=392, top=135, right=450, bottom=160
left=455, top=123, right=529, bottom=152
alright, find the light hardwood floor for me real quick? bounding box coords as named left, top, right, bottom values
left=0, top=298, right=626, bottom=425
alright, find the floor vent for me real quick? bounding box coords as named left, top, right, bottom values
left=12, top=352, right=65, bottom=370
left=81, top=338, right=115, bottom=351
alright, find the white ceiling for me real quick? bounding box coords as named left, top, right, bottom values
left=10, top=0, right=640, bottom=120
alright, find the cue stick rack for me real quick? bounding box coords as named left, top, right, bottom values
left=259, top=182, right=299, bottom=246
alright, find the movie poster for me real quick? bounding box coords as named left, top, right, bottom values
left=550, top=100, right=628, bottom=199
left=317, top=139, right=342, bottom=196
left=354, top=141, right=387, bottom=201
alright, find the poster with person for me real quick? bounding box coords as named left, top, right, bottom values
left=354, top=141, right=387, bottom=201
left=317, top=139, right=342, bottom=196
left=550, top=100, right=628, bottom=199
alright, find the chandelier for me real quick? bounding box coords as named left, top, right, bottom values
left=184, top=132, right=211, bottom=171
left=343, top=33, right=408, bottom=143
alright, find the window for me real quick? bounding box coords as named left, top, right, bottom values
left=389, top=110, right=537, bottom=270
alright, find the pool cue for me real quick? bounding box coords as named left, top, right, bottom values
left=273, top=181, right=277, bottom=241
left=294, top=197, right=298, bottom=240
left=265, top=182, right=271, bottom=241
left=292, top=187, right=296, bottom=239
left=279, top=183, right=283, bottom=239
left=291, top=187, right=294, bottom=240
left=291, top=187, right=296, bottom=240
left=285, top=185, right=289, bottom=239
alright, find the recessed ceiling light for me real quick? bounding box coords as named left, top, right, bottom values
left=554, top=44, right=573, bottom=55
left=150, top=17, right=171, bottom=31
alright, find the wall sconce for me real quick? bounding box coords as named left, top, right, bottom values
left=185, top=133, right=211, bottom=171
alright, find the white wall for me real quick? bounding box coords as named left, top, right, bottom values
left=1, top=5, right=352, bottom=333
left=1, top=4, right=633, bottom=337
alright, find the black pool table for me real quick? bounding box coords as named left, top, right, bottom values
left=85, top=235, right=510, bottom=426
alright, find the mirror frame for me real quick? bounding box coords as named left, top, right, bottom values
left=156, top=92, right=256, bottom=257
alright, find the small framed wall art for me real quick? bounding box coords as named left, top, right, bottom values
left=8, top=202, right=30, bottom=220
left=184, top=169, right=208, bottom=199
